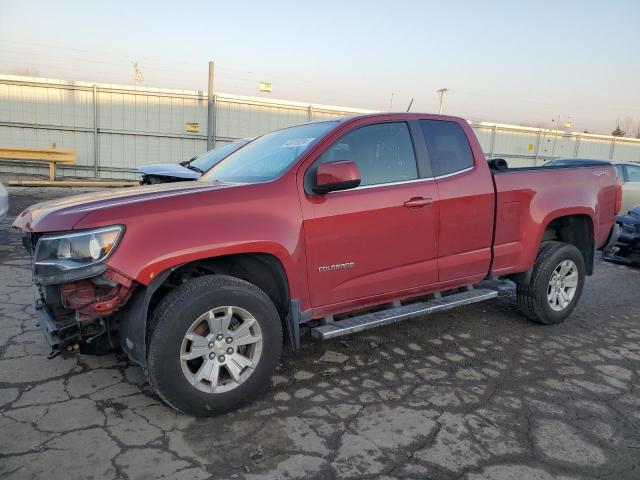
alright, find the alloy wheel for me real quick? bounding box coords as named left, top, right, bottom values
left=179, top=306, right=263, bottom=393
left=547, top=259, right=579, bottom=311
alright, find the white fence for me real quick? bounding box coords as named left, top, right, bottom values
left=1, top=74, right=639, bottom=180
left=471, top=122, right=640, bottom=167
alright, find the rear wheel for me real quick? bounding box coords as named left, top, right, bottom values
left=147, top=275, right=282, bottom=416
left=516, top=241, right=585, bottom=325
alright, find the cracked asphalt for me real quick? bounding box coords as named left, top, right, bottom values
left=1, top=187, right=640, bottom=480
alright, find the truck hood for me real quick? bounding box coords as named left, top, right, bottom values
left=12, top=181, right=233, bottom=232
left=138, top=163, right=201, bottom=180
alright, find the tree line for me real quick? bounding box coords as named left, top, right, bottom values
left=611, top=118, right=640, bottom=138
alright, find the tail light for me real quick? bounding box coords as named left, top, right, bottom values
left=615, top=179, right=622, bottom=215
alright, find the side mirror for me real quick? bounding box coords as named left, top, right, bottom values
left=313, top=160, right=361, bottom=194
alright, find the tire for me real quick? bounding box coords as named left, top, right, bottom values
left=147, top=275, right=282, bottom=416
left=141, top=175, right=163, bottom=185
left=516, top=241, right=585, bottom=325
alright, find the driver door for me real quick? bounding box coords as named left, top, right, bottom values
left=300, top=121, right=440, bottom=308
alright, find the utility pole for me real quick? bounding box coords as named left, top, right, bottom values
left=437, top=88, right=448, bottom=114
left=389, top=93, right=395, bottom=111
left=207, top=61, right=216, bottom=150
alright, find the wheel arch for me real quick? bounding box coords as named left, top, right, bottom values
left=118, top=252, right=296, bottom=368
left=540, top=213, right=595, bottom=275
left=508, top=212, right=595, bottom=285
left=149, top=253, right=291, bottom=319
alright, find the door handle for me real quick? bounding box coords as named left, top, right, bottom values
left=404, top=197, right=433, bottom=208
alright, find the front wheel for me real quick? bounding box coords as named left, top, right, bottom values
left=516, top=241, right=586, bottom=325
left=147, top=275, right=282, bottom=416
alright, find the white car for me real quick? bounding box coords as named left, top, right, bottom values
left=138, top=140, right=250, bottom=184
left=545, top=159, right=640, bottom=213
left=0, top=182, right=8, bottom=220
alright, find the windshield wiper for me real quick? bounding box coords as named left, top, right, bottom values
left=183, top=163, right=204, bottom=173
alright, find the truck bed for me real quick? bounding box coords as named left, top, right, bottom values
left=490, top=164, right=618, bottom=276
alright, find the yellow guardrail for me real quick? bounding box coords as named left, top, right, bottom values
left=8, top=180, right=139, bottom=187
left=0, top=147, right=77, bottom=181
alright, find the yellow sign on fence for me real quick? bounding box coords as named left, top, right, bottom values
left=186, top=122, right=199, bottom=133
left=260, top=82, right=272, bottom=93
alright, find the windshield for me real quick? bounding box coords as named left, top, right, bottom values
left=189, top=141, right=248, bottom=172
left=201, top=121, right=339, bottom=183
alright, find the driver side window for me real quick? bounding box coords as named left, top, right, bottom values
left=316, top=122, right=418, bottom=187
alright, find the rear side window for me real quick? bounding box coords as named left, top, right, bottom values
left=420, top=120, right=475, bottom=177
left=316, top=122, right=418, bottom=187
left=627, top=165, right=640, bottom=182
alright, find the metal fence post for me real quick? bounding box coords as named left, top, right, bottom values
left=92, top=84, right=100, bottom=178
left=207, top=61, right=216, bottom=150
left=609, top=137, right=617, bottom=159
left=213, top=93, right=218, bottom=149
left=534, top=132, right=541, bottom=165
left=307, top=105, right=313, bottom=123
left=488, top=125, right=497, bottom=159
left=573, top=134, right=581, bottom=157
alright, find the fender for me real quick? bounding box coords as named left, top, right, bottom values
left=117, top=266, right=176, bottom=368
left=526, top=208, right=595, bottom=276
left=129, top=241, right=298, bottom=289
left=118, top=265, right=306, bottom=367
left=116, top=245, right=304, bottom=367
left=72, top=173, right=310, bottom=305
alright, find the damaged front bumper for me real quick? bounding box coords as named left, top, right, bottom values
left=15, top=226, right=137, bottom=358
left=35, top=300, right=67, bottom=355
left=603, top=231, right=640, bottom=265
left=603, top=217, right=640, bottom=265
left=35, top=299, right=88, bottom=359
left=33, top=267, right=137, bottom=358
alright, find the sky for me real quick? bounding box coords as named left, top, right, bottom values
left=1, top=0, right=639, bottom=134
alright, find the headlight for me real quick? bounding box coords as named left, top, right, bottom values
left=34, top=226, right=124, bottom=284
left=621, top=222, right=639, bottom=234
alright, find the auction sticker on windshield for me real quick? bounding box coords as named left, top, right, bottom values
left=282, top=138, right=314, bottom=148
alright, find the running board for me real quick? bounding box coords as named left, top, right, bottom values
left=311, top=288, right=498, bottom=340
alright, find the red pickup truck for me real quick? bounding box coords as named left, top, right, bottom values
left=13, top=113, right=621, bottom=416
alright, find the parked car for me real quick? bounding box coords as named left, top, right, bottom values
left=14, top=113, right=620, bottom=416
left=139, top=139, right=250, bottom=184
left=603, top=204, right=640, bottom=265
left=545, top=158, right=640, bottom=213
left=614, top=162, right=640, bottom=213
left=0, top=182, right=8, bottom=220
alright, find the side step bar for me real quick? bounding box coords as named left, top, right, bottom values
left=311, top=288, right=498, bottom=340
